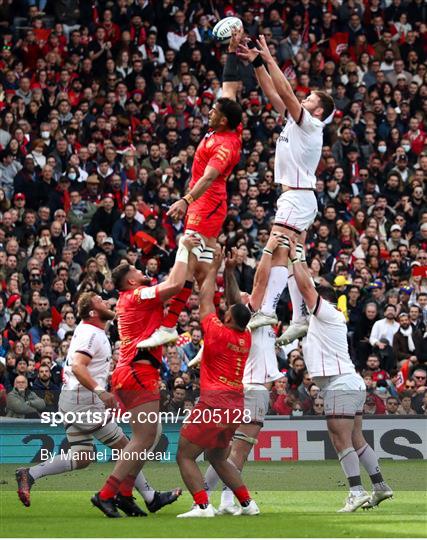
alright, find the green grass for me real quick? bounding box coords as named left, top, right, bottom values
left=1, top=461, right=426, bottom=537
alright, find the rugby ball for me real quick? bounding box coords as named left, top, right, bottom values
left=212, top=17, right=243, bottom=43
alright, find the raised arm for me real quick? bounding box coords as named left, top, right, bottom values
left=288, top=239, right=318, bottom=311
left=256, top=35, right=302, bottom=123
left=157, top=235, right=200, bottom=302
left=200, top=247, right=223, bottom=320
left=224, top=247, right=243, bottom=306
left=249, top=235, right=280, bottom=310
left=221, top=27, right=244, bottom=101
left=237, top=42, right=286, bottom=116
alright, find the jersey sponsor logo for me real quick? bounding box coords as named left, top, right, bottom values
left=278, top=134, right=289, bottom=143
left=227, top=342, right=250, bottom=354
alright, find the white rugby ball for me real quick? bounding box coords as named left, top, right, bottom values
left=212, top=17, right=243, bottom=43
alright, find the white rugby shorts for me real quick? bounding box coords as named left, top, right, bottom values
left=275, top=189, right=318, bottom=233
left=58, top=392, right=124, bottom=449
left=312, top=373, right=366, bottom=418
left=244, top=383, right=270, bottom=424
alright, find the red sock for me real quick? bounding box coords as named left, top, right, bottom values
left=193, top=489, right=209, bottom=507
left=214, top=291, right=222, bottom=315
left=99, top=475, right=121, bottom=500
left=233, top=485, right=251, bottom=505
left=162, top=281, right=193, bottom=328
left=119, top=474, right=136, bottom=497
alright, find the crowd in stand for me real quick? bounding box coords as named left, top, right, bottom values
left=0, top=0, right=426, bottom=420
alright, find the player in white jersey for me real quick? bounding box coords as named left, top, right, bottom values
left=203, top=237, right=285, bottom=514
left=288, top=239, right=393, bottom=512
left=16, top=292, right=181, bottom=517
left=237, top=36, right=335, bottom=344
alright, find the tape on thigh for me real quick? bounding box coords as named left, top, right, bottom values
left=232, top=430, right=258, bottom=446
left=94, top=421, right=125, bottom=447
left=66, top=424, right=95, bottom=453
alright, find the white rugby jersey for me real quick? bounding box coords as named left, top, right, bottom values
left=274, top=109, right=323, bottom=189
left=302, top=297, right=355, bottom=378
left=243, top=325, right=283, bottom=385
left=62, top=322, right=112, bottom=394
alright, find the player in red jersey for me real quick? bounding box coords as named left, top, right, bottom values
left=91, top=235, right=199, bottom=518
left=137, top=28, right=245, bottom=350
left=175, top=249, right=259, bottom=518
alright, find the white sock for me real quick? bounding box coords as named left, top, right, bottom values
left=261, top=266, right=288, bottom=314
left=288, top=274, right=308, bottom=323
left=337, top=447, right=363, bottom=494
left=356, top=443, right=384, bottom=488
left=204, top=464, right=220, bottom=495
left=220, top=484, right=235, bottom=507
left=134, top=472, right=155, bottom=503
left=29, top=455, right=73, bottom=480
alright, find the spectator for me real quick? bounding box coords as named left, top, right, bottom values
left=385, top=396, right=400, bottom=415
left=397, top=391, right=416, bottom=415
left=392, top=312, right=423, bottom=363
left=181, top=327, right=202, bottom=363
left=165, top=385, right=186, bottom=415
left=32, top=364, right=60, bottom=412
left=369, top=304, right=400, bottom=351
left=6, top=376, right=46, bottom=418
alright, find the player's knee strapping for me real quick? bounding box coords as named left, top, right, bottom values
left=272, top=232, right=290, bottom=250
left=295, top=243, right=306, bottom=262
left=233, top=431, right=258, bottom=446
left=199, top=246, right=214, bottom=264
left=185, top=230, right=206, bottom=260
left=95, top=423, right=124, bottom=447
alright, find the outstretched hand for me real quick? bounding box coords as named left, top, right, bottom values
left=255, top=34, right=273, bottom=63
left=236, top=40, right=259, bottom=63
left=225, top=246, right=239, bottom=270
left=212, top=245, right=224, bottom=270
left=228, top=26, right=244, bottom=53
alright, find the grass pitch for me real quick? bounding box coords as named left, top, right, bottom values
left=1, top=461, right=426, bottom=538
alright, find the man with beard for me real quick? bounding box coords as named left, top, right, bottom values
left=91, top=234, right=198, bottom=517
left=16, top=293, right=180, bottom=516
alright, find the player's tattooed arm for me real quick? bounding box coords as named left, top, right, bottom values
left=250, top=235, right=279, bottom=311
left=256, top=35, right=302, bottom=123
left=200, top=246, right=223, bottom=320
left=288, top=238, right=318, bottom=311
left=224, top=247, right=243, bottom=306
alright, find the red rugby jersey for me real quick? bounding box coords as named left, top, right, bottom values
left=200, top=313, right=251, bottom=409
left=189, top=127, right=242, bottom=209
left=115, top=285, right=163, bottom=368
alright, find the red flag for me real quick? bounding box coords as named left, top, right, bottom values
left=412, top=265, right=427, bottom=278
left=329, top=32, right=349, bottom=63
left=134, top=231, right=158, bottom=255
